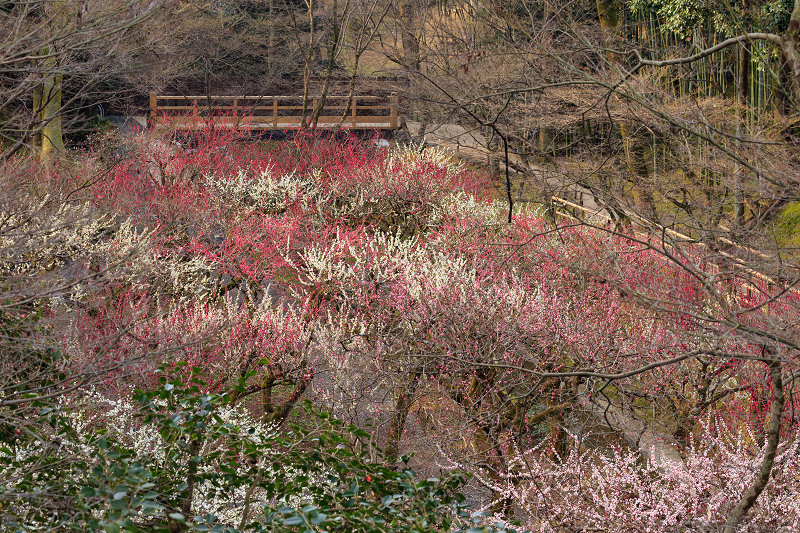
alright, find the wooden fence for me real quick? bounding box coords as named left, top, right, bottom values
left=148, top=93, right=399, bottom=130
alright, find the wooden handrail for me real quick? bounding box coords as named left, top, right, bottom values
left=153, top=94, right=387, bottom=100
left=149, top=92, right=400, bottom=130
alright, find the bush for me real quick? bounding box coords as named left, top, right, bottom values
left=0, top=368, right=517, bottom=533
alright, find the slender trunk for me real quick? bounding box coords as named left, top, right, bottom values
left=595, top=0, right=619, bottom=62
left=40, top=72, right=64, bottom=159
left=32, top=83, right=43, bottom=149
left=595, top=0, right=618, bottom=30
left=337, top=0, right=389, bottom=131
left=312, top=0, right=344, bottom=127
left=311, top=54, right=335, bottom=129
left=734, top=37, right=751, bottom=228
left=259, top=361, right=312, bottom=427
left=338, top=54, right=361, bottom=130
left=39, top=48, right=64, bottom=160
left=773, top=62, right=789, bottom=117
left=503, top=134, right=513, bottom=222
left=398, top=0, right=421, bottom=122
left=674, top=362, right=711, bottom=446
left=261, top=378, right=311, bottom=427
left=548, top=384, right=568, bottom=457
left=538, top=127, right=552, bottom=157
left=450, top=371, right=514, bottom=513
left=399, top=0, right=420, bottom=73
left=471, top=422, right=512, bottom=515
left=301, top=0, right=315, bottom=127
left=170, top=437, right=201, bottom=533
left=724, top=360, right=784, bottom=531
left=784, top=0, right=800, bottom=107
left=268, top=0, right=274, bottom=74
left=384, top=373, right=420, bottom=464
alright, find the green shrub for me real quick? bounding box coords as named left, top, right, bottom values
left=1, top=369, right=518, bottom=533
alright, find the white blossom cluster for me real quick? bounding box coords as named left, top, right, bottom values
left=0, top=199, right=119, bottom=275
left=204, top=167, right=319, bottom=213
left=1, top=390, right=281, bottom=527
left=386, top=143, right=464, bottom=181
left=315, top=144, right=481, bottom=226
left=0, top=184, right=226, bottom=313
left=439, top=191, right=507, bottom=225
left=295, top=228, right=423, bottom=289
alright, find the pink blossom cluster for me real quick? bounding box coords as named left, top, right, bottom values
left=18, top=128, right=798, bottom=529
left=458, top=419, right=800, bottom=532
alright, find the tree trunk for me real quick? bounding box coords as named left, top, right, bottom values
left=787, top=0, right=800, bottom=101
left=32, top=83, right=43, bottom=149
left=299, top=0, right=315, bottom=127
left=734, top=27, right=751, bottom=228
left=268, top=0, right=274, bottom=74
left=398, top=0, right=421, bottom=123
left=312, top=0, right=342, bottom=128
left=384, top=373, right=420, bottom=464
left=39, top=49, right=64, bottom=160
left=472, top=424, right=513, bottom=515
left=338, top=54, right=361, bottom=130
left=169, top=437, right=201, bottom=533
left=620, top=123, right=658, bottom=221
left=724, top=360, right=784, bottom=531
left=399, top=0, right=420, bottom=73
left=595, top=0, right=620, bottom=64
left=538, top=127, right=552, bottom=157
left=259, top=362, right=312, bottom=427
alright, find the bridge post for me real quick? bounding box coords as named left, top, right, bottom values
left=352, top=98, right=357, bottom=128
left=390, top=92, right=399, bottom=129
left=272, top=98, right=278, bottom=129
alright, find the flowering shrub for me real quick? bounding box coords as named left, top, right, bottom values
left=0, top=372, right=507, bottom=533
left=2, top=129, right=799, bottom=531
left=457, top=419, right=800, bottom=532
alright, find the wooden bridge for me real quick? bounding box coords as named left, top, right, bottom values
left=148, top=93, right=399, bottom=130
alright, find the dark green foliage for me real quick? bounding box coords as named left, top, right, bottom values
left=0, top=369, right=520, bottom=533
left=760, top=0, right=794, bottom=33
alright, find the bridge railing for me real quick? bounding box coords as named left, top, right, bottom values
left=148, top=93, right=399, bottom=130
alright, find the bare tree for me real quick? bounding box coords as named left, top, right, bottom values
left=0, top=0, right=170, bottom=162
left=363, top=0, right=800, bottom=526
